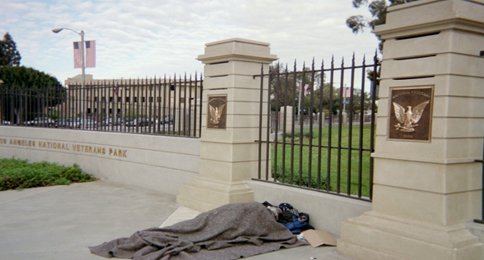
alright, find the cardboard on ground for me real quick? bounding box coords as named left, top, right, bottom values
left=302, top=229, right=337, bottom=247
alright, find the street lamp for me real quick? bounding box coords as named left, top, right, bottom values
left=52, top=27, right=85, bottom=90
left=53, top=27, right=86, bottom=120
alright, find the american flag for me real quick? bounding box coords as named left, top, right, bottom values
left=73, top=41, right=82, bottom=68
left=85, top=40, right=96, bottom=68
left=342, top=87, right=352, bottom=98
left=303, top=84, right=310, bottom=96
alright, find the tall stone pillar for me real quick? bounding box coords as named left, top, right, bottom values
left=177, top=38, right=277, bottom=212
left=338, top=1, right=484, bottom=259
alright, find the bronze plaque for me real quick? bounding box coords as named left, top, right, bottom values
left=207, top=95, right=227, bottom=129
left=389, top=86, right=433, bottom=141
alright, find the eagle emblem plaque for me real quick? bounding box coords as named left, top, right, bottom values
left=207, top=95, right=227, bottom=129
left=389, top=86, right=433, bottom=141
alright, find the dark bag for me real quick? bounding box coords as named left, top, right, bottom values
left=278, top=203, right=313, bottom=234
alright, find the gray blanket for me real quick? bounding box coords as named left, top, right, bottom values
left=89, top=202, right=307, bottom=259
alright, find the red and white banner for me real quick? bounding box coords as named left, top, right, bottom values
left=73, top=41, right=82, bottom=68
left=85, top=40, right=96, bottom=68
left=73, top=40, right=96, bottom=68
left=342, top=87, right=352, bottom=98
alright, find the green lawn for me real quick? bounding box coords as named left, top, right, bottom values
left=269, top=124, right=373, bottom=198
left=0, top=158, right=96, bottom=191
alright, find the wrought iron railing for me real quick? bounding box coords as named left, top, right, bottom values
left=0, top=74, right=203, bottom=138
left=255, top=53, right=380, bottom=201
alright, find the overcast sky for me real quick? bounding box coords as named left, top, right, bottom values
left=1, top=0, right=380, bottom=84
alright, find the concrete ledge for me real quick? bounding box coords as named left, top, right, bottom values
left=0, top=126, right=200, bottom=195
left=467, top=221, right=484, bottom=243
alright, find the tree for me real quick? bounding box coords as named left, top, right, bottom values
left=346, top=0, right=419, bottom=51
left=269, top=63, right=322, bottom=112
left=0, top=66, right=66, bottom=123
left=0, top=33, right=21, bottom=66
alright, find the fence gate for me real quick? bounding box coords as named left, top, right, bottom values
left=255, top=54, right=380, bottom=201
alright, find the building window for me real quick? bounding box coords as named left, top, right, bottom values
left=134, top=97, right=138, bottom=102
left=157, top=96, right=162, bottom=102
left=125, top=97, right=130, bottom=103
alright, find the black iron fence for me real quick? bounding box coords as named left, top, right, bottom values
left=475, top=141, right=484, bottom=224
left=256, top=54, right=380, bottom=201
left=0, top=74, right=203, bottom=138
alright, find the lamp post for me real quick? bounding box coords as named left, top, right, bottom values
left=52, top=27, right=85, bottom=90
left=52, top=27, right=86, bottom=120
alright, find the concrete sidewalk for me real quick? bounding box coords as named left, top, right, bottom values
left=0, top=181, right=348, bottom=260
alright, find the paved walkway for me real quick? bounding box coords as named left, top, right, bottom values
left=0, top=181, right=350, bottom=260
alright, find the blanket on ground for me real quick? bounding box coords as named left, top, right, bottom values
left=89, top=202, right=307, bottom=260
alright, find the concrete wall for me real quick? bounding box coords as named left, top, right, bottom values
left=0, top=125, right=372, bottom=235
left=0, top=126, right=199, bottom=195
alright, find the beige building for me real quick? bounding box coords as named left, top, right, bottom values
left=64, top=75, right=202, bottom=127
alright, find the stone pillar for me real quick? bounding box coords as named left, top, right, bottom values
left=338, top=1, right=484, bottom=259
left=177, top=38, right=277, bottom=212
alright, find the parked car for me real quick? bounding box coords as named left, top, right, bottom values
left=125, top=118, right=152, bottom=127
left=1, top=120, right=10, bottom=125
left=80, top=119, right=97, bottom=129
left=137, top=118, right=153, bottom=127
left=162, top=116, right=174, bottom=125
left=101, top=118, right=124, bottom=127
left=56, top=118, right=82, bottom=128
left=26, top=117, right=56, bottom=127
left=125, top=118, right=138, bottom=127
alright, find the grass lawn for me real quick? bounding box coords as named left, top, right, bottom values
left=268, top=124, right=373, bottom=199
left=0, top=158, right=96, bottom=191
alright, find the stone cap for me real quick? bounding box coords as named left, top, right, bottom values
left=198, top=38, right=278, bottom=64
left=374, top=0, right=484, bottom=39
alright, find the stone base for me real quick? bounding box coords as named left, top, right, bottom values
left=467, top=221, right=484, bottom=244
left=176, top=175, right=254, bottom=212
left=337, top=212, right=484, bottom=260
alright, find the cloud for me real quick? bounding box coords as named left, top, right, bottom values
left=0, top=0, right=379, bottom=83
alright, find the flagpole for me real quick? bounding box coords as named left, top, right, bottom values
left=52, top=27, right=87, bottom=119
left=80, top=30, right=85, bottom=90
left=52, top=27, right=86, bottom=89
